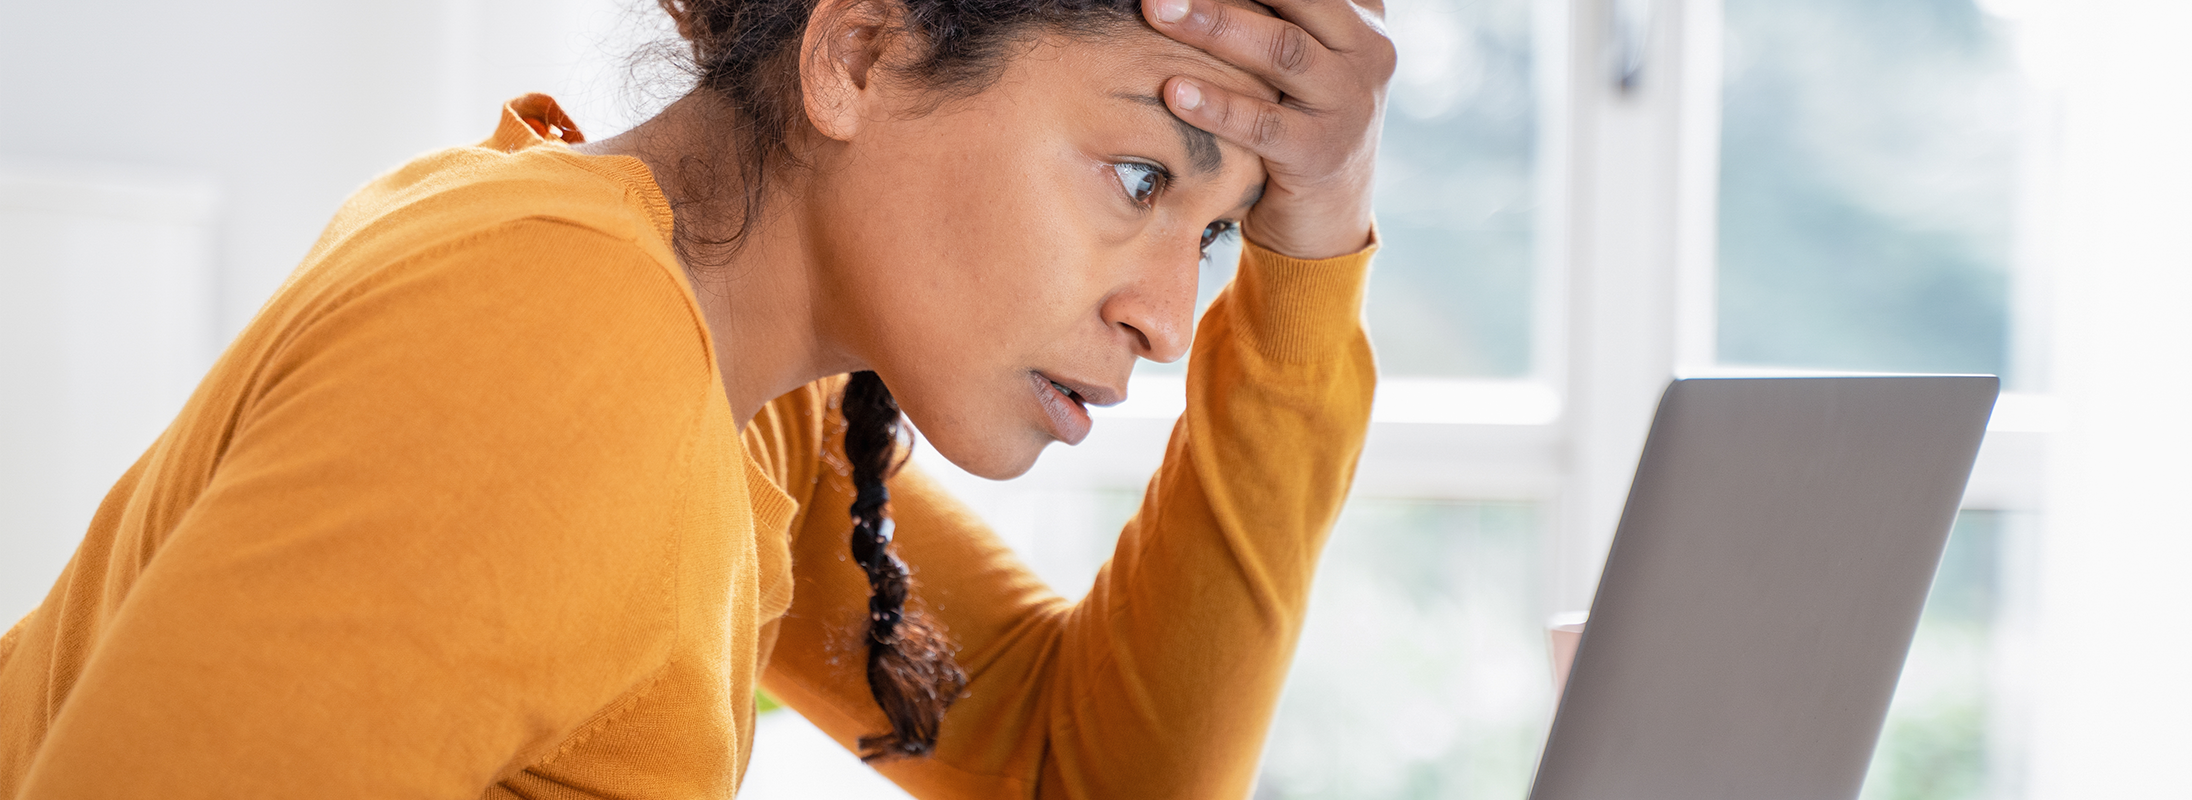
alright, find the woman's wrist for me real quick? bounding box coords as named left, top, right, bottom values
left=1243, top=219, right=1379, bottom=264
left=1242, top=183, right=1377, bottom=260
left=1230, top=228, right=1377, bottom=364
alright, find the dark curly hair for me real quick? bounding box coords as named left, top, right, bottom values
left=655, top=0, right=1142, bottom=761
left=657, top=0, right=1142, bottom=263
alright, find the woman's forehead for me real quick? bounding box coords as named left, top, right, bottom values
left=1035, top=28, right=1280, bottom=105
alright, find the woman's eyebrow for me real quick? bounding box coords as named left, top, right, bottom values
left=1114, top=93, right=1223, bottom=174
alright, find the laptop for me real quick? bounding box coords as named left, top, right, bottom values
left=1528, top=375, right=1998, bottom=800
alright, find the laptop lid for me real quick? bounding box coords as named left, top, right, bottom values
left=1527, top=376, right=1997, bottom=800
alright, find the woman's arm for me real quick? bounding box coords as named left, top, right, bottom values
left=761, top=235, right=1375, bottom=798
left=15, top=221, right=714, bottom=796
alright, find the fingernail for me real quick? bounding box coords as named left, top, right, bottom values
left=1175, top=81, right=1203, bottom=111
left=1154, top=0, right=1190, bottom=24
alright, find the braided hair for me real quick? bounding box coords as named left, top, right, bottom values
left=838, top=370, right=965, bottom=760
left=653, top=0, right=1144, bottom=760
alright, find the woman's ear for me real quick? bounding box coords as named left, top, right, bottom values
left=800, top=0, right=898, bottom=142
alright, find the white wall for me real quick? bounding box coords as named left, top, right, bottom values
left=0, top=0, right=672, bottom=620
left=2026, top=0, right=2192, bottom=795
left=0, top=166, right=218, bottom=620
left=0, top=0, right=667, bottom=337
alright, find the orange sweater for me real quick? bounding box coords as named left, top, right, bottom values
left=0, top=96, right=1375, bottom=799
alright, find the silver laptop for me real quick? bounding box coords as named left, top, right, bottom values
left=1529, top=376, right=1997, bottom=800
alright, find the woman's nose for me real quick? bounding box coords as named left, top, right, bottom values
left=1101, top=253, right=1198, bottom=364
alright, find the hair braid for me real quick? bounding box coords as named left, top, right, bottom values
left=840, top=370, right=967, bottom=761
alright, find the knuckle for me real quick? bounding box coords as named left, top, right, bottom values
left=1251, top=107, right=1287, bottom=149
left=1215, top=97, right=1249, bottom=134
left=1371, top=47, right=1398, bottom=81
left=1356, top=23, right=1398, bottom=77
left=1369, top=34, right=1397, bottom=63
left=1203, top=5, right=1238, bottom=42
left=1269, top=26, right=1315, bottom=75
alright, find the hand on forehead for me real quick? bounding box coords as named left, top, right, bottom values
left=1050, top=2, right=1280, bottom=180
left=1110, top=0, right=1285, bottom=105
left=1135, top=0, right=1391, bottom=258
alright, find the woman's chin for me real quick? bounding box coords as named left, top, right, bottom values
left=917, top=425, right=1049, bottom=481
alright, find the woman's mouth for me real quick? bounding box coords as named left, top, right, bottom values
left=1030, top=371, right=1094, bottom=445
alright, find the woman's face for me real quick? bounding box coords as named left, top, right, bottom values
left=808, top=29, right=1275, bottom=479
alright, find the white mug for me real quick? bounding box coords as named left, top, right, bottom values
left=1546, top=611, right=1588, bottom=710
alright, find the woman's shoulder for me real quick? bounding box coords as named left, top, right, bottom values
left=232, top=112, right=719, bottom=423
left=248, top=98, right=707, bottom=358
left=282, top=97, right=676, bottom=297
left=312, top=153, right=672, bottom=276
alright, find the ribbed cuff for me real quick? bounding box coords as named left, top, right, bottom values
left=1229, top=227, right=1378, bottom=364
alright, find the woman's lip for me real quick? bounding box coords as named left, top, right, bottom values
left=1030, top=371, right=1094, bottom=445
left=1043, top=374, right=1124, bottom=408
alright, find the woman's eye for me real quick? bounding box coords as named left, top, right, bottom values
left=1112, top=163, right=1165, bottom=207
left=1201, top=220, right=1238, bottom=252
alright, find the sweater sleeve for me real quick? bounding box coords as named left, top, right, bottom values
left=760, top=237, right=1377, bottom=799
left=17, top=220, right=716, bottom=797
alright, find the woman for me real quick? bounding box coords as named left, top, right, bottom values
left=0, top=0, right=1390, bottom=792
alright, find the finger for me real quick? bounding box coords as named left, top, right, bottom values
left=1145, top=0, right=1337, bottom=94
left=1251, top=0, right=1384, bottom=44
left=1345, top=0, right=1386, bottom=20
left=1165, top=75, right=1302, bottom=160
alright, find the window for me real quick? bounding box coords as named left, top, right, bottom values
left=1369, top=0, right=1540, bottom=377
left=1863, top=510, right=2031, bottom=800
left=1716, top=0, right=2029, bottom=381
left=1260, top=501, right=1549, bottom=798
